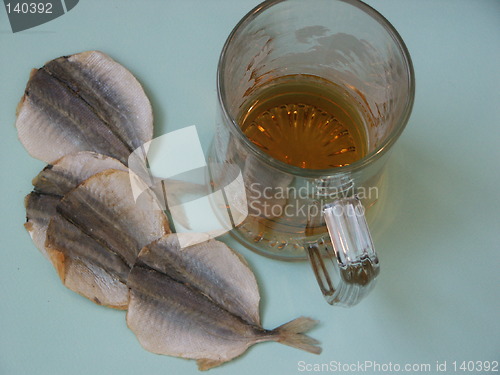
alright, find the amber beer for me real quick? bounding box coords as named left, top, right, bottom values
left=238, top=74, right=369, bottom=170
left=228, top=75, right=372, bottom=256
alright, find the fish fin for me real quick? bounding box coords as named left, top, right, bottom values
left=24, top=220, right=33, bottom=232
left=273, top=317, right=322, bottom=355
left=196, top=358, right=226, bottom=371
left=24, top=192, right=59, bottom=259
left=47, top=248, right=67, bottom=281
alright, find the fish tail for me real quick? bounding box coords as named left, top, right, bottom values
left=272, top=316, right=322, bottom=354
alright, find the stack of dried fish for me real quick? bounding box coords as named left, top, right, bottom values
left=16, top=51, right=321, bottom=370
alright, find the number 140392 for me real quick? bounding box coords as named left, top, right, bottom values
left=6, top=2, right=53, bottom=14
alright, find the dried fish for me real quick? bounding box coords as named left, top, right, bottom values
left=24, top=192, right=60, bottom=261
left=15, top=51, right=153, bottom=165
left=25, top=151, right=128, bottom=259
left=16, top=51, right=323, bottom=369
left=45, top=169, right=170, bottom=308
left=127, top=235, right=321, bottom=370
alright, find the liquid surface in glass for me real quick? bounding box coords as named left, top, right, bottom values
left=238, top=75, right=368, bottom=169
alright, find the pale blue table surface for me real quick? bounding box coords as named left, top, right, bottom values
left=1, top=1, right=499, bottom=374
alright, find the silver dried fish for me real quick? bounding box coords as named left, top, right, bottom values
left=127, top=235, right=321, bottom=370
left=15, top=51, right=153, bottom=165
left=25, top=151, right=128, bottom=259
left=45, top=169, right=170, bottom=308
left=16, top=51, right=323, bottom=369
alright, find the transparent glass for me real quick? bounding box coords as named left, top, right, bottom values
left=209, top=0, right=414, bottom=305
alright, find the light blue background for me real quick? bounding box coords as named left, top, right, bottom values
left=1, top=1, right=499, bottom=374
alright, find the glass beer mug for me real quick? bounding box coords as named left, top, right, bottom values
left=209, top=0, right=415, bottom=306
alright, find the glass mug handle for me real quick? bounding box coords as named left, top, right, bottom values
left=306, top=196, right=380, bottom=306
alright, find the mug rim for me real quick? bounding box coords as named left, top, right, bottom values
left=217, top=0, right=415, bottom=178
